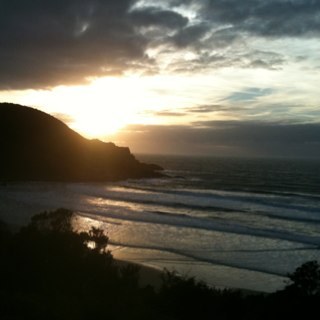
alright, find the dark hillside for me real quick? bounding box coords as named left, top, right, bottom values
left=0, top=103, right=162, bottom=181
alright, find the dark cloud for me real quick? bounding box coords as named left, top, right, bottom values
left=0, top=0, right=148, bottom=89
left=201, top=0, right=320, bottom=37
left=206, top=27, right=240, bottom=48
left=129, top=6, right=188, bottom=29
left=115, top=121, right=320, bottom=158
left=1, top=0, right=318, bottom=89
left=160, top=0, right=320, bottom=37
left=0, top=0, right=197, bottom=89
left=170, top=23, right=210, bottom=47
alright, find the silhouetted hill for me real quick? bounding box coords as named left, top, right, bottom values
left=0, top=103, right=163, bottom=181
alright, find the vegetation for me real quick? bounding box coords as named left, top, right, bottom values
left=0, top=209, right=319, bottom=319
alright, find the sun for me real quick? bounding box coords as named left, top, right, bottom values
left=71, top=111, right=127, bottom=138
left=61, top=77, right=146, bottom=138
left=4, top=74, right=218, bottom=140
left=17, top=76, right=155, bottom=139
left=36, top=75, right=191, bottom=139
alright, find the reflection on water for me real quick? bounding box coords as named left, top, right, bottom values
left=74, top=213, right=315, bottom=293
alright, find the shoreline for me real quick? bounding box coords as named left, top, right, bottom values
left=0, top=183, right=300, bottom=293
left=115, top=259, right=264, bottom=296
left=115, top=259, right=164, bottom=290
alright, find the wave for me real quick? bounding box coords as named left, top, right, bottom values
left=78, top=208, right=320, bottom=247
left=107, top=240, right=318, bottom=277
left=70, top=183, right=320, bottom=223
left=4, top=182, right=319, bottom=247
left=121, top=180, right=320, bottom=201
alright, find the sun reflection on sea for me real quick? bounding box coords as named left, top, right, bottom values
left=72, top=214, right=128, bottom=255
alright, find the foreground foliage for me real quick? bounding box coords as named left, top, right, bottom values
left=0, top=209, right=319, bottom=319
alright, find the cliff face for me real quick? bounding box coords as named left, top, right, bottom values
left=0, top=103, right=162, bottom=181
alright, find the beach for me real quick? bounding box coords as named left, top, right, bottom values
left=1, top=156, right=319, bottom=293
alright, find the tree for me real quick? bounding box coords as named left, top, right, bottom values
left=285, top=260, right=320, bottom=296
left=30, top=208, right=73, bottom=233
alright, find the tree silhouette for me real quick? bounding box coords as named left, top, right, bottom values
left=30, top=208, right=73, bottom=232
left=285, top=260, right=320, bottom=296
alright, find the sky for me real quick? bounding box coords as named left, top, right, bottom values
left=1, top=0, right=320, bottom=158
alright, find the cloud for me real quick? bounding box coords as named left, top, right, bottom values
left=154, top=110, right=186, bottom=117
left=224, top=88, right=274, bottom=103
left=186, top=104, right=249, bottom=115
left=155, top=0, right=320, bottom=38
left=145, top=104, right=247, bottom=118
left=0, top=0, right=150, bottom=89
left=161, top=0, right=318, bottom=72
left=141, top=109, right=187, bottom=117
left=1, top=0, right=319, bottom=89
left=200, top=0, right=320, bottom=37
left=170, top=23, right=211, bottom=48
left=187, top=105, right=227, bottom=113
left=167, top=45, right=285, bottom=74
left=129, top=6, right=188, bottom=29
left=115, top=121, right=320, bottom=158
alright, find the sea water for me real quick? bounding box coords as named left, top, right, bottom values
left=1, top=156, right=319, bottom=292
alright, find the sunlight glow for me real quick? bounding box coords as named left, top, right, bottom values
left=6, top=74, right=228, bottom=139
left=12, top=76, right=166, bottom=138
left=2, top=70, right=293, bottom=140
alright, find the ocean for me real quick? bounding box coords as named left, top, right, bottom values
left=1, top=155, right=319, bottom=292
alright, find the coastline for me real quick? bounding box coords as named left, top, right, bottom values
left=1, top=178, right=316, bottom=294
left=115, top=259, right=164, bottom=290
left=0, top=184, right=288, bottom=293
left=115, top=259, right=264, bottom=296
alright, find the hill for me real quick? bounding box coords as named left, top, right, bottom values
left=0, top=103, right=162, bottom=181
